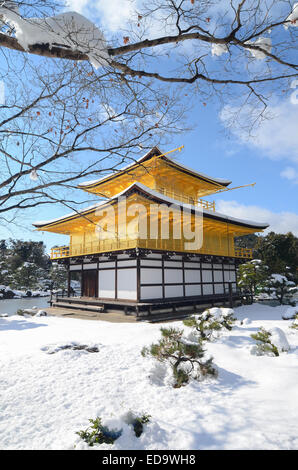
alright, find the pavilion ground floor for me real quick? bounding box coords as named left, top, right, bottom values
left=51, top=248, right=246, bottom=318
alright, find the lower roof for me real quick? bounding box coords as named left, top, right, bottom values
left=33, top=182, right=269, bottom=231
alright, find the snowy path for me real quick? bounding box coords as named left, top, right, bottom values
left=0, top=304, right=297, bottom=450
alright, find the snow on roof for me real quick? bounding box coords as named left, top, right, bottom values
left=33, top=201, right=106, bottom=227
left=78, top=147, right=232, bottom=188
left=0, top=8, right=109, bottom=68
left=77, top=147, right=162, bottom=187
left=166, top=157, right=231, bottom=185
left=34, top=181, right=268, bottom=230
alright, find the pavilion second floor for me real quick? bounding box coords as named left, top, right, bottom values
left=50, top=237, right=253, bottom=260
left=34, top=182, right=268, bottom=261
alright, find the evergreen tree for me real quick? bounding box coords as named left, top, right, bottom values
left=255, top=232, right=298, bottom=282
left=47, top=263, right=67, bottom=291
left=237, top=259, right=269, bottom=303
left=264, top=274, right=297, bottom=305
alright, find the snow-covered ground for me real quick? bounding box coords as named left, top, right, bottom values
left=0, top=303, right=297, bottom=450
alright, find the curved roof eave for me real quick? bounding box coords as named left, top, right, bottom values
left=77, top=146, right=232, bottom=189
left=33, top=182, right=269, bottom=231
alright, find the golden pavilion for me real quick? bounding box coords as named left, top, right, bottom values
left=34, top=147, right=268, bottom=316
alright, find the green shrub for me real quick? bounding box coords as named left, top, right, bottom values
left=183, top=307, right=236, bottom=342
left=76, top=417, right=122, bottom=446
left=16, top=309, right=26, bottom=316
left=129, top=413, right=151, bottom=438
left=142, top=327, right=217, bottom=388
left=251, top=328, right=279, bottom=357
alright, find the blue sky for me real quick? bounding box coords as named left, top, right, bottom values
left=0, top=0, right=297, bottom=252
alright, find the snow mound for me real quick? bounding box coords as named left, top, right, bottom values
left=282, top=306, right=298, bottom=320
left=241, top=318, right=251, bottom=325
left=0, top=313, right=9, bottom=317
left=268, top=327, right=290, bottom=353
left=148, top=362, right=169, bottom=386
left=0, top=8, right=109, bottom=68
left=270, top=274, right=295, bottom=287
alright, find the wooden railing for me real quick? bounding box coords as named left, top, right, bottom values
left=50, top=246, right=70, bottom=259
left=234, top=247, right=253, bottom=258
left=197, top=199, right=216, bottom=211
left=156, top=187, right=215, bottom=211
left=50, top=241, right=253, bottom=260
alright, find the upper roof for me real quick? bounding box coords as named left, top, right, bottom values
left=77, top=146, right=232, bottom=190
left=34, top=181, right=268, bottom=232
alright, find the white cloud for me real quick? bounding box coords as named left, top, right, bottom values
left=280, top=166, right=298, bottom=184
left=93, top=0, right=138, bottom=32
left=216, top=199, right=298, bottom=236
left=220, top=98, right=298, bottom=163
left=66, top=0, right=138, bottom=31
left=66, top=0, right=89, bottom=14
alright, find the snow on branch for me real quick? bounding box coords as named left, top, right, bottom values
left=0, top=7, right=109, bottom=68
left=245, top=37, right=272, bottom=60
left=284, top=3, right=298, bottom=29
left=211, top=43, right=228, bottom=57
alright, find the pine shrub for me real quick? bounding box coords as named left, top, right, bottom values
left=183, top=308, right=236, bottom=342
left=142, top=327, right=217, bottom=388
left=250, top=327, right=279, bottom=357
left=76, top=417, right=122, bottom=446
left=131, top=414, right=151, bottom=438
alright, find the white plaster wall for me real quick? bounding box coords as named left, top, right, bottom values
left=117, top=268, right=137, bottom=300
left=214, top=270, right=223, bottom=282
left=69, top=265, right=82, bottom=271
left=185, top=269, right=201, bottom=283
left=164, top=269, right=183, bottom=284
left=98, top=269, right=115, bottom=298
left=99, top=261, right=115, bottom=269
left=141, top=268, right=162, bottom=284
left=117, top=260, right=137, bottom=267
left=185, top=285, right=201, bottom=296
left=202, top=284, right=213, bottom=295
left=140, top=259, right=162, bottom=267
left=141, top=286, right=163, bottom=300
left=165, top=285, right=184, bottom=298
left=184, top=262, right=200, bottom=268
left=214, top=284, right=224, bottom=294
left=224, top=270, right=234, bottom=281
left=202, top=270, right=212, bottom=282
left=164, top=261, right=182, bottom=268
left=83, top=263, right=97, bottom=270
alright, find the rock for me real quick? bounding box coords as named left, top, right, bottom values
left=282, top=306, right=298, bottom=320
left=35, top=310, right=47, bottom=317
